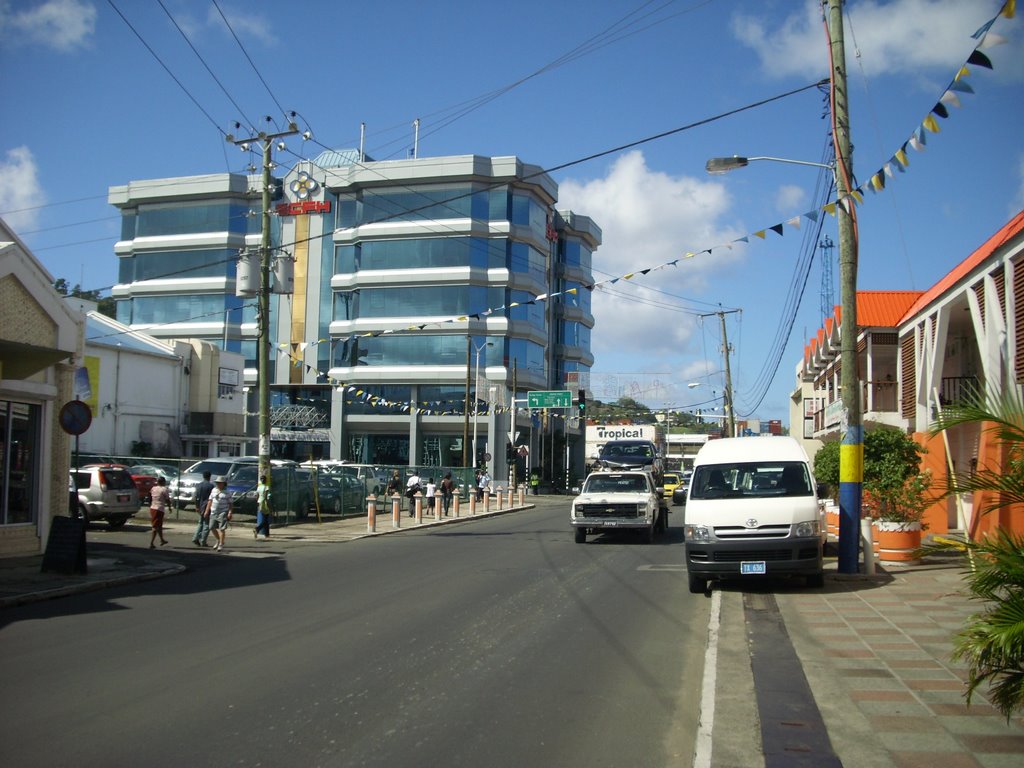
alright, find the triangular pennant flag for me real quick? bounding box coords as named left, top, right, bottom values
left=871, top=173, right=885, bottom=191
left=851, top=189, right=864, bottom=205
left=786, top=216, right=801, bottom=229
left=909, top=134, right=925, bottom=152
left=736, top=236, right=749, bottom=243
left=972, top=17, right=997, bottom=39
left=931, top=102, right=949, bottom=119
left=967, top=49, right=993, bottom=69
left=939, top=90, right=961, bottom=108
left=804, top=210, right=819, bottom=223
left=883, top=163, right=894, bottom=178
left=1004, top=0, right=1016, bottom=19
left=769, top=224, right=784, bottom=237
left=753, top=230, right=766, bottom=239
left=823, top=202, right=837, bottom=217
left=922, top=114, right=940, bottom=133
left=948, top=78, right=975, bottom=94
left=979, top=32, right=1008, bottom=49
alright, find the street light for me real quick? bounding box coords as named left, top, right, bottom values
left=705, top=155, right=835, bottom=175
left=472, top=340, right=494, bottom=468
left=706, top=142, right=860, bottom=574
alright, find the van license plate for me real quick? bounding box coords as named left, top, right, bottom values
left=741, top=561, right=766, bottom=575
left=117, top=494, right=130, bottom=502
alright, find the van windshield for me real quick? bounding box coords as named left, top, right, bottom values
left=691, top=461, right=812, bottom=500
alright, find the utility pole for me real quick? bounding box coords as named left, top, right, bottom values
left=226, top=119, right=299, bottom=485
left=828, top=0, right=862, bottom=574
left=462, top=334, right=471, bottom=467
left=701, top=309, right=739, bottom=438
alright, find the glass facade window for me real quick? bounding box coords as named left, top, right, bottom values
left=334, top=335, right=492, bottom=368
left=562, top=239, right=593, bottom=272
left=342, top=385, right=412, bottom=416
left=121, top=211, right=136, bottom=241
left=563, top=281, right=592, bottom=314
left=118, top=248, right=238, bottom=284
left=333, top=286, right=502, bottom=321
left=511, top=193, right=548, bottom=244
left=335, top=238, right=500, bottom=273
left=561, top=321, right=591, bottom=348
left=509, top=290, right=545, bottom=330
left=508, top=339, right=546, bottom=380
left=118, top=294, right=242, bottom=325
left=509, top=242, right=546, bottom=282
left=135, top=202, right=250, bottom=237
left=0, top=400, right=39, bottom=525
left=355, top=185, right=489, bottom=225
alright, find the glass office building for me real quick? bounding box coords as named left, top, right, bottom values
left=109, top=152, right=599, bottom=484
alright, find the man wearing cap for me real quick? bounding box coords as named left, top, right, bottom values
left=204, top=476, right=233, bottom=552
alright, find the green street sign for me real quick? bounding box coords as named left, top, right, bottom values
left=528, top=390, right=572, bottom=408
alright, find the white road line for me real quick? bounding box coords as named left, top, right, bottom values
left=692, top=589, right=721, bottom=768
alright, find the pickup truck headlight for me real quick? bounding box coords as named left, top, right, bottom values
left=794, top=520, right=820, bottom=538
left=685, top=525, right=711, bottom=542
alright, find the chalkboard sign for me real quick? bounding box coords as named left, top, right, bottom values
left=41, top=517, right=88, bottom=574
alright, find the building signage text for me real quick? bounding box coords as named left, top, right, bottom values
left=276, top=200, right=332, bottom=216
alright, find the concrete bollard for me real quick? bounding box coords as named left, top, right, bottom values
left=392, top=493, right=401, bottom=529
left=453, top=494, right=460, bottom=517
left=507, top=488, right=514, bottom=507
left=861, top=517, right=876, bottom=575
left=469, top=494, right=476, bottom=515
left=415, top=492, right=423, bottom=524
left=483, top=491, right=490, bottom=513
left=497, top=490, right=504, bottom=511
left=368, top=494, right=377, bottom=533
left=434, top=490, right=442, bottom=518
left=518, top=485, right=525, bottom=506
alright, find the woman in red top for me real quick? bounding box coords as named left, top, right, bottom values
left=149, top=476, right=171, bottom=548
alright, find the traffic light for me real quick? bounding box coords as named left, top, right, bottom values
left=578, top=389, right=586, bottom=416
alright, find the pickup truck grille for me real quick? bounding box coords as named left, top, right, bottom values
left=576, top=503, right=642, bottom=519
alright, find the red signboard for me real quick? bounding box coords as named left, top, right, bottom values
left=275, top=200, right=332, bottom=216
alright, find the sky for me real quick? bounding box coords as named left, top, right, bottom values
left=1, top=0, right=1022, bottom=427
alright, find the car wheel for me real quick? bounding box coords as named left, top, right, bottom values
left=333, top=496, right=343, bottom=515
left=108, top=517, right=129, bottom=530
left=77, top=504, right=90, bottom=525
left=644, top=523, right=655, bottom=544
left=807, top=572, right=825, bottom=589
left=574, top=527, right=586, bottom=544
left=688, top=573, right=707, bottom=594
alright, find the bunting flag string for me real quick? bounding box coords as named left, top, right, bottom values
left=264, top=2, right=1013, bottom=421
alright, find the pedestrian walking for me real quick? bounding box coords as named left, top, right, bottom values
left=477, top=469, right=490, bottom=502
left=253, top=474, right=271, bottom=540
left=440, top=472, right=455, bottom=515
left=205, top=476, right=233, bottom=552
left=530, top=470, right=540, bottom=496
left=192, top=471, right=214, bottom=546
left=149, top=476, right=171, bottom=549
left=405, top=470, right=422, bottom=516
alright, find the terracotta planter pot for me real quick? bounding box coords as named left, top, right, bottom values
left=875, top=521, right=922, bottom=564
left=826, top=509, right=840, bottom=537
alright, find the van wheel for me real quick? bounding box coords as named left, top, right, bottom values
left=77, top=505, right=90, bottom=525
left=574, top=527, right=586, bottom=544
left=688, top=573, right=707, bottom=594
left=108, top=517, right=128, bottom=530
left=807, top=572, right=825, bottom=589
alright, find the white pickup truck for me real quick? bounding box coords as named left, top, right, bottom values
left=570, top=470, right=668, bottom=544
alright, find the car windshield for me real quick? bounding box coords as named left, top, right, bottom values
left=663, top=474, right=681, bottom=484
left=229, top=466, right=259, bottom=486
left=690, top=461, right=812, bottom=500
left=584, top=475, right=648, bottom=493
left=600, top=442, right=654, bottom=460
left=186, top=460, right=235, bottom=477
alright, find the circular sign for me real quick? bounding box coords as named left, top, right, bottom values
left=484, top=452, right=492, bottom=462
left=59, top=400, right=92, bottom=436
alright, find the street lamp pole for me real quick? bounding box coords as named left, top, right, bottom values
left=472, top=341, right=493, bottom=468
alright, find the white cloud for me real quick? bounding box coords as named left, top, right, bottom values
left=0, top=0, right=96, bottom=52
left=207, top=4, right=275, bottom=46
left=775, top=184, right=807, bottom=214
left=557, top=151, right=742, bottom=366
left=732, top=0, right=1010, bottom=80
left=0, top=146, right=46, bottom=232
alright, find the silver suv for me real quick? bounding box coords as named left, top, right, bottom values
left=71, top=464, right=140, bottom=529
left=170, top=458, right=237, bottom=509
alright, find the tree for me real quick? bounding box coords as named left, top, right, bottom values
left=813, top=427, right=925, bottom=504
left=927, top=387, right=1024, bottom=720
left=54, top=278, right=116, bottom=319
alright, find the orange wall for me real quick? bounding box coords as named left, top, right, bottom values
left=914, top=432, right=951, bottom=535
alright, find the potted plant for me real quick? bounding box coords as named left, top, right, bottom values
left=864, top=471, right=932, bottom=564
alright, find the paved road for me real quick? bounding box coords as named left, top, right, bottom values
left=1, top=501, right=708, bottom=767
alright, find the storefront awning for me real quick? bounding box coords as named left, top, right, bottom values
left=271, top=428, right=332, bottom=443
left=0, top=339, right=75, bottom=379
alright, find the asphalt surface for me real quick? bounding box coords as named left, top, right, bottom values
left=3, top=495, right=1024, bottom=766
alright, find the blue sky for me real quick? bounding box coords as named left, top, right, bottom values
left=1, top=0, right=1021, bottom=426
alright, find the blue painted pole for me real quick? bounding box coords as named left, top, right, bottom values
left=838, top=424, right=862, bottom=573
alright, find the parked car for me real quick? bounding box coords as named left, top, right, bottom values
left=305, top=470, right=365, bottom=515
left=71, top=464, right=140, bottom=528
left=170, top=458, right=237, bottom=509
left=127, top=466, right=159, bottom=505
left=229, top=460, right=309, bottom=519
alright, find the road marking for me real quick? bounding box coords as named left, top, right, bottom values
left=693, top=589, right=721, bottom=768
left=637, top=564, right=688, bottom=572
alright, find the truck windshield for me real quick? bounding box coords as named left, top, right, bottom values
left=690, top=462, right=811, bottom=499
left=584, top=475, right=647, bottom=493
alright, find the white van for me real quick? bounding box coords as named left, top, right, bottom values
left=682, top=436, right=825, bottom=593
